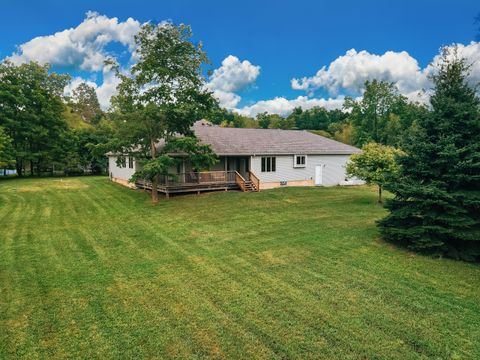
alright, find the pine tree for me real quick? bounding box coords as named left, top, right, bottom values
left=378, top=49, right=480, bottom=261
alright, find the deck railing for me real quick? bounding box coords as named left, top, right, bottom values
left=139, top=170, right=238, bottom=188
left=135, top=170, right=260, bottom=194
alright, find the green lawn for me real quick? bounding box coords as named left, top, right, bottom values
left=0, top=177, right=479, bottom=359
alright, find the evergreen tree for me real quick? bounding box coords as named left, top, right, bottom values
left=378, top=50, right=480, bottom=261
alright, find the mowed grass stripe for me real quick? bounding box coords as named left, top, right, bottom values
left=0, top=176, right=479, bottom=359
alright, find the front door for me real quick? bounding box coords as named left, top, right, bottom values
left=315, top=165, right=323, bottom=186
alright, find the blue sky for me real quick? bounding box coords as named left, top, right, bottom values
left=1, top=0, right=479, bottom=115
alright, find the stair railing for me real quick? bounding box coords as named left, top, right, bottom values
left=248, top=171, right=260, bottom=191
left=235, top=171, right=247, bottom=192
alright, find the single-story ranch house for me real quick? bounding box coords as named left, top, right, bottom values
left=108, top=120, right=362, bottom=195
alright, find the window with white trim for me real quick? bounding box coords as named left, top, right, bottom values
left=119, top=157, right=126, bottom=168
left=261, top=156, right=276, bottom=172
left=294, top=155, right=307, bottom=168
left=128, top=157, right=134, bottom=169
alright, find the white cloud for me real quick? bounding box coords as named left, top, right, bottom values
left=291, top=49, right=428, bottom=96
left=426, top=42, right=480, bottom=89
left=8, top=11, right=141, bottom=71
left=96, top=67, right=122, bottom=110
left=211, top=90, right=241, bottom=109
left=234, top=42, right=475, bottom=117
left=207, top=55, right=260, bottom=109
left=208, top=55, right=260, bottom=92
left=6, top=11, right=141, bottom=110
left=291, top=42, right=480, bottom=103
left=235, top=96, right=346, bottom=117
left=7, top=12, right=480, bottom=117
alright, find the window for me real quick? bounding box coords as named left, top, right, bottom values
left=294, top=155, right=307, bottom=168
left=261, top=156, right=276, bottom=172
left=128, top=157, right=134, bottom=169
left=119, top=157, right=126, bottom=168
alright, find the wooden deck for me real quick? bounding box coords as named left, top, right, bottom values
left=134, top=170, right=258, bottom=196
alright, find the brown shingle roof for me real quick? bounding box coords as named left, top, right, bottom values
left=191, top=120, right=360, bottom=156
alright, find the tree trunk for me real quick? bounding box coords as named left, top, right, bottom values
left=30, top=161, right=34, bottom=177
left=16, top=160, right=22, bottom=177
left=378, top=184, right=383, bottom=204
left=150, top=140, right=159, bottom=204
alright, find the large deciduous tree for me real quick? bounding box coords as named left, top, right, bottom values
left=378, top=49, right=480, bottom=261
left=0, top=61, right=70, bottom=176
left=108, top=22, right=217, bottom=203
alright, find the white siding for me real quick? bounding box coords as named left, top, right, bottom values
left=250, top=154, right=353, bottom=186
left=108, top=156, right=137, bottom=181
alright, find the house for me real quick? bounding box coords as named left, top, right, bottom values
left=108, top=120, right=362, bottom=195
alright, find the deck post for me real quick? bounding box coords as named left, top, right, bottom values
left=182, top=158, right=186, bottom=183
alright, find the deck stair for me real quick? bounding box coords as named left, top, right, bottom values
left=243, top=180, right=257, bottom=192
left=235, top=171, right=259, bottom=192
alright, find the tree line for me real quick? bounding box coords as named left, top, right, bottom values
left=206, top=81, right=427, bottom=149
left=0, top=61, right=113, bottom=176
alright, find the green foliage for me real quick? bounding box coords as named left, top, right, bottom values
left=255, top=112, right=294, bottom=129
left=378, top=49, right=480, bottom=261
left=346, top=142, right=403, bottom=202
left=308, top=130, right=332, bottom=138
left=0, top=61, right=70, bottom=176
left=206, top=106, right=235, bottom=125
left=131, top=155, right=177, bottom=182
left=63, top=106, right=93, bottom=130
left=108, top=22, right=217, bottom=202
left=344, top=80, right=427, bottom=147
left=287, top=106, right=346, bottom=131
left=164, top=137, right=218, bottom=170
left=68, top=82, right=103, bottom=124
left=0, top=126, right=15, bottom=169
left=346, top=143, right=403, bottom=185
left=220, top=112, right=258, bottom=128
left=131, top=137, right=218, bottom=182
left=73, top=123, right=114, bottom=174
left=328, top=121, right=353, bottom=144
left=0, top=60, right=112, bottom=176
